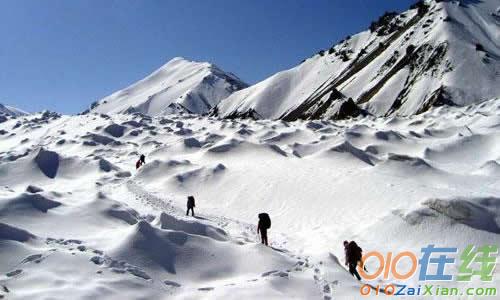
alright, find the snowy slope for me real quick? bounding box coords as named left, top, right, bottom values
left=215, top=0, right=500, bottom=120
left=0, top=104, right=28, bottom=117
left=86, top=57, right=248, bottom=116
left=2, top=98, right=500, bottom=299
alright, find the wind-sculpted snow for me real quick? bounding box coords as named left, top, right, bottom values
left=0, top=193, right=61, bottom=215
left=423, top=197, right=500, bottom=234
left=0, top=223, right=36, bottom=242
left=1, top=99, right=500, bottom=298
left=34, top=149, right=59, bottom=178
left=103, top=123, right=127, bottom=138
left=157, top=212, right=228, bottom=241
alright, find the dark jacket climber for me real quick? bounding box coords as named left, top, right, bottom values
left=344, top=240, right=363, bottom=280
left=257, top=213, right=271, bottom=246
left=186, top=196, right=195, bottom=216
left=140, top=154, right=146, bottom=165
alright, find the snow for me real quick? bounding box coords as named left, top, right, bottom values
left=1, top=1, right=500, bottom=299
left=215, top=48, right=350, bottom=119
left=88, top=57, right=248, bottom=116
left=2, top=96, right=500, bottom=299
left=365, top=68, right=410, bottom=114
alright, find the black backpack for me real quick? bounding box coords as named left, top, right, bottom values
left=187, top=196, right=195, bottom=207
left=347, top=241, right=362, bottom=263
left=258, top=213, right=271, bottom=229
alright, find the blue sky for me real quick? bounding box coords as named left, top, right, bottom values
left=0, top=0, right=415, bottom=114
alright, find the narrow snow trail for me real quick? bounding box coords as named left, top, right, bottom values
left=110, top=177, right=343, bottom=299
left=123, top=177, right=294, bottom=257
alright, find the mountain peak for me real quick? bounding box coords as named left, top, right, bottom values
left=86, top=57, right=248, bottom=116
left=0, top=103, right=28, bottom=117
left=214, top=0, right=500, bottom=120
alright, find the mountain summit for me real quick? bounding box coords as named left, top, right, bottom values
left=0, top=103, right=28, bottom=117
left=86, top=57, right=248, bottom=116
left=214, top=0, right=500, bottom=120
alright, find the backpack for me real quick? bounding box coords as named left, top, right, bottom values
left=258, top=213, right=271, bottom=229
left=187, top=196, right=195, bottom=207
left=347, top=241, right=362, bottom=263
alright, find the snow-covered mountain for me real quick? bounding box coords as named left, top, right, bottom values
left=85, top=57, right=248, bottom=116
left=0, top=104, right=28, bottom=117
left=215, top=0, right=500, bottom=120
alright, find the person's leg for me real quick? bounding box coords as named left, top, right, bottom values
left=186, top=207, right=189, bottom=216
left=191, top=207, right=195, bottom=216
left=349, top=263, right=361, bottom=280
left=260, top=230, right=267, bottom=244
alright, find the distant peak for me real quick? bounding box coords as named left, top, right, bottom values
left=161, top=56, right=212, bottom=69
left=0, top=103, right=29, bottom=116
left=168, top=56, right=188, bottom=63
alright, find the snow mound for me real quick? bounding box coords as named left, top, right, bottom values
left=34, top=149, right=60, bottom=178
left=0, top=222, right=35, bottom=242
left=103, top=123, right=127, bottom=138
left=326, top=141, right=375, bottom=166
left=25, top=185, right=44, bottom=193
left=121, top=120, right=142, bottom=128
left=0, top=193, right=62, bottom=214
left=404, top=197, right=500, bottom=234
left=207, top=139, right=242, bottom=153
left=97, top=158, right=119, bottom=172
left=157, top=212, right=228, bottom=241
left=135, top=159, right=193, bottom=181
left=475, top=160, right=500, bottom=176
left=107, top=220, right=204, bottom=274
left=173, top=164, right=226, bottom=184
left=386, top=153, right=431, bottom=168
left=183, top=137, right=202, bottom=148
left=82, top=133, right=119, bottom=146
left=374, top=130, right=405, bottom=141
left=109, top=220, right=292, bottom=282
left=104, top=202, right=142, bottom=225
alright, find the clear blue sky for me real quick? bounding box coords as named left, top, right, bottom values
left=0, top=0, right=415, bottom=114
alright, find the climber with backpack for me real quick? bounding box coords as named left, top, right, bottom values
left=186, top=195, right=195, bottom=216
left=136, top=154, right=146, bottom=169
left=257, top=213, right=271, bottom=246
left=344, top=240, right=364, bottom=280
